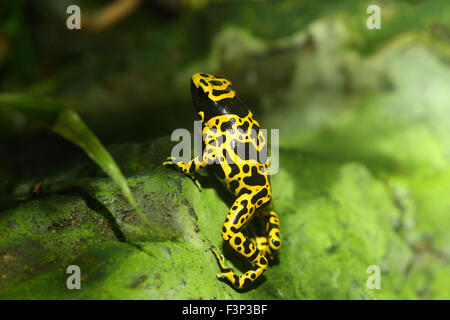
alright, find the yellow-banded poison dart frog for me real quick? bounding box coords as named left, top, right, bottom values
left=163, top=72, right=281, bottom=289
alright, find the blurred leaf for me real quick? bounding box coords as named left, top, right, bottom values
left=0, top=93, right=148, bottom=226
left=2, top=0, right=37, bottom=83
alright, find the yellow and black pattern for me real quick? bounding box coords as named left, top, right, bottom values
left=192, top=73, right=236, bottom=101
left=164, top=72, right=281, bottom=289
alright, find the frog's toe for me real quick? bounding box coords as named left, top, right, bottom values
left=211, top=247, right=236, bottom=274
left=163, top=156, right=177, bottom=166
left=192, top=178, right=202, bottom=191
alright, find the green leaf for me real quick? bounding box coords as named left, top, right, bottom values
left=0, top=93, right=149, bottom=226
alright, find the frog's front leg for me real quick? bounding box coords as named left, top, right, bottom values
left=267, top=210, right=281, bottom=251
left=163, top=155, right=207, bottom=190
left=212, top=194, right=269, bottom=289
left=254, top=236, right=273, bottom=259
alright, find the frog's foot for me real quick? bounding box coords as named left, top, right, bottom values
left=162, top=156, right=202, bottom=191
left=189, top=176, right=202, bottom=191
left=211, top=246, right=267, bottom=289
left=211, top=247, right=235, bottom=281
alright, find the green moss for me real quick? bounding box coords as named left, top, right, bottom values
left=0, top=147, right=434, bottom=299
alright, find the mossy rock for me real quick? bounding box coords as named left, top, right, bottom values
left=1, top=140, right=446, bottom=299
left=1, top=1, right=449, bottom=300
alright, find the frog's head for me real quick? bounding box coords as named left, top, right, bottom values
left=191, top=72, right=248, bottom=122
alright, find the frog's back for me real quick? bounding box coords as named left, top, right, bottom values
left=203, top=109, right=271, bottom=206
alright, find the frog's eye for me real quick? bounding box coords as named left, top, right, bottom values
left=212, top=85, right=232, bottom=96
left=199, top=79, right=209, bottom=87
left=209, top=80, right=223, bottom=86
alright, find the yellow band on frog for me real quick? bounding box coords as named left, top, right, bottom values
left=192, top=72, right=236, bottom=101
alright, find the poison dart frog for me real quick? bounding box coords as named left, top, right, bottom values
left=163, top=72, right=281, bottom=289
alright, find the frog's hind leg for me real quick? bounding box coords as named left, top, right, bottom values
left=251, top=206, right=281, bottom=262
left=248, top=216, right=273, bottom=259
left=260, top=206, right=281, bottom=252
left=213, top=194, right=269, bottom=289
